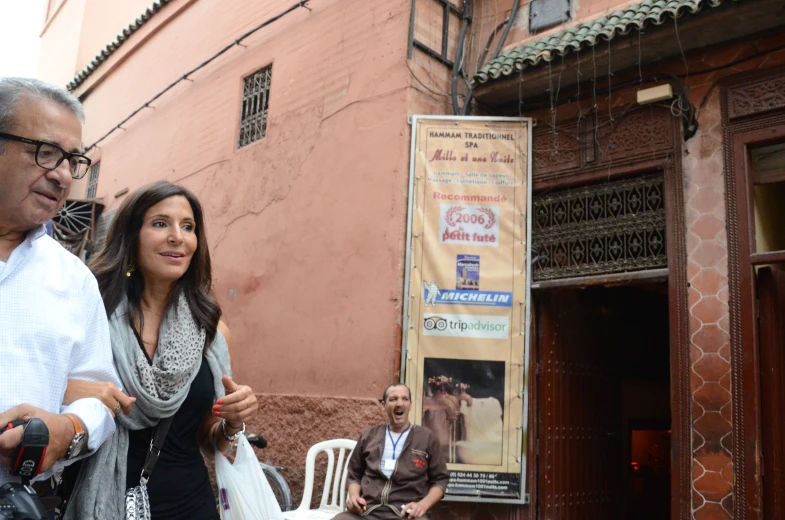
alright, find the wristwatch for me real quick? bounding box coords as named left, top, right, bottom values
left=64, top=414, right=87, bottom=460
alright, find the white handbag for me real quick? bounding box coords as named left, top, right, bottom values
left=215, top=434, right=284, bottom=520
left=125, top=416, right=174, bottom=520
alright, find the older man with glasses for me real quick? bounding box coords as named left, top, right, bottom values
left=0, top=77, right=125, bottom=500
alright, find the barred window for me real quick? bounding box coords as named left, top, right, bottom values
left=86, top=161, right=100, bottom=199
left=238, top=65, right=272, bottom=148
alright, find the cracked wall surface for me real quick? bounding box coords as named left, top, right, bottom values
left=65, top=1, right=437, bottom=508
left=76, top=0, right=418, bottom=400
left=39, top=0, right=785, bottom=517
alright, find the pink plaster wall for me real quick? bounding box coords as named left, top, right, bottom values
left=36, top=0, right=785, bottom=517
left=75, top=0, right=168, bottom=72
left=36, top=0, right=461, bottom=510
left=37, top=0, right=86, bottom=87
left=64, top=0, right=419, bottom=400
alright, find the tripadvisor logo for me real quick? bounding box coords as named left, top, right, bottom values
left=423, top=314, right=509, bottom=339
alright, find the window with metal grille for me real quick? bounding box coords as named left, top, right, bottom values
left=238, top=66, right=272, bottom=148
left=86, top=161, right=100, bottom=199
left=531, top=174, right=667, bottom=281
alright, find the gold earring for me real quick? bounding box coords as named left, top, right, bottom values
left=126, top=263, right=135, bottom=277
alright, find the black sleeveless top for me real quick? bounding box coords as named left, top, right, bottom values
left=126, top=346, right=218, bottom=519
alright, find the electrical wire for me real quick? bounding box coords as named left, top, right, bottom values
left=489, top=0, right=519, bottom=62
left=461, top=0, right=519, bottom=115
left=673, top=16, right=689, bottom=81
left=84, top=0, right=311, bottom=153
left=476, top=19, right=509, bottom=74
left=496, top=70, right=697, bottom=139
left=688, top=42, right=785, bottom=78
left=452, top=0, right=472, bottom=115
left=484, top=33, right=785, bottom=123
left=693, top=42, right=785, bottom=118
left=406, top=60, right=451, bottom=99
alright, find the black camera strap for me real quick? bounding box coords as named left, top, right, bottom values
left=8, top=419, right=49, bottom=485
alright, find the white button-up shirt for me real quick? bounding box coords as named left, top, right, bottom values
left=0, top=226, right=121, bottom=485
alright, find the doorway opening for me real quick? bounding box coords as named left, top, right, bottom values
left=536, top=283, right=671, bottom=520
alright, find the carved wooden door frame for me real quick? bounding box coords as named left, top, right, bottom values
left=721, top=65, right=785, bottom=520
left=527, top=105, right=691, bottom=520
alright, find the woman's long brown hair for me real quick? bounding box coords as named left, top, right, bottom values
left=90, top=181, right=221, bottom=345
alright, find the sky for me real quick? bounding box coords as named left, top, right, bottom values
left=0, top=0, right=47, bottom=78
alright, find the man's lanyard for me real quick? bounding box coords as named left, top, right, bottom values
left=387, top=424, right=411, bottom=460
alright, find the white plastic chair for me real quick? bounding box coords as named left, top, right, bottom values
left=282, top=439, right=357, bottom=520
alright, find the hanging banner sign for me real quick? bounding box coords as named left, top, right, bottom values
left=402, top=116, right=533, bottom=504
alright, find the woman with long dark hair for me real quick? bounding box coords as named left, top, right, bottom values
left=64, top=181, right=258, bottom=519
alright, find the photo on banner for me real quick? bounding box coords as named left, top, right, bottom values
left=402, top=116, right=533, bottom=503
left=422, top=358, right=505, bottom=466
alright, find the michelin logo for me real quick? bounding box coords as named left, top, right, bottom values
left=422, top=282, right=512, bottom=307
left=423, top=313, right=509, bottom=339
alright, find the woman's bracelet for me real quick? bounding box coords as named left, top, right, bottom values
left=221, top=419, right=245, bottom=442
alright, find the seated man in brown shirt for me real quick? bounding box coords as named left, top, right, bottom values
left=334, top=383, right=449, bottom=520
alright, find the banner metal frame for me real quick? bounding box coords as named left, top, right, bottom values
left=401, top=115, right=534, bottom=505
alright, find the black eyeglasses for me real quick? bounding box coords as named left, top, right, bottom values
left=0, top=132, right=92, bottom=179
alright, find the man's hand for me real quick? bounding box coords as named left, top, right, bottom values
left=0, top=405, right=77, bottom=474
left=346, top=483, right=366, bottom=514
left=402, top=487, right=443, bottom=518
left=401, top=501, right=428, bottom=518
left=346, top=495, right=367, bottom=514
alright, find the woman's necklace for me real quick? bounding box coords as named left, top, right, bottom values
left=137, top=305, right=161, bottom=352
left=141, top=304, right=164, bottom=317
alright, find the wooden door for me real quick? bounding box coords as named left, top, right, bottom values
left=536, top=291, right=622, bottom=520
left=758, top=267, right=785, bottom=520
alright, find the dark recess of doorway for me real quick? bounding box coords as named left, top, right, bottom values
left=536, top=283, right=671, bottom=520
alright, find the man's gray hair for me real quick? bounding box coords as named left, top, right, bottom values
left=0, top=78, right=85, bottom=151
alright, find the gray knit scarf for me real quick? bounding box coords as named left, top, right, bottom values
left=65, top=294, right=232, bottom=519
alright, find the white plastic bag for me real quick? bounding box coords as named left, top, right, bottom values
left=215, top=434, right=284, bottom=520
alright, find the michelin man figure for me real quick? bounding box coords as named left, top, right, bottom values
left=424, top=280, right=441, bottom=306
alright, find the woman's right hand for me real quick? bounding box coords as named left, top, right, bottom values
left=64, top=380, right=136, bottom=417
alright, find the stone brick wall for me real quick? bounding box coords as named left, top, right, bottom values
left=208, top=394, right=383, bottom=507
left=251, top=394, right=384, bottom=505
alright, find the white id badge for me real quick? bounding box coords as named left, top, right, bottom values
left=383, top=459, right=396, bottom=470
